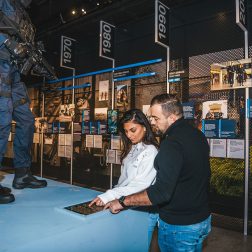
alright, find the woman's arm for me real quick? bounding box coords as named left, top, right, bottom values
left=98, top=146, right=158, bottom=204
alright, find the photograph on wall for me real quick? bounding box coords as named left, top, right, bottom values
left=116, top=84, right=128, bottom=109
left=210, top=58, right=252, bottom=90
left=111, top=135, right=121, bottom=150
left=75, top=86, right=92, bottom=110
left=58, top=146, right=71, bottom=158
left=58, top=134, right=72, bottom=146
left=89, top=122, right=97, bottom=134
left=75, top=86, right=92, bottom=122
left=98, top=80, right=109, bottom=101
left=94, top=107, right=108, bottom=121
left=73, top=123, right=82, bottom=134
left=98, top=121, right=107, bottom=134
left=35, top=117, right=48, bottom=133
left=107, top=109, right=118, bottom=134
left=73, top=133, right=81, bottom=142
left=106, top=149, right=116, bottom=164
left=33, top=133, right=40, bottom=144
left=44, top=134, right=53, bottom=145
left=52, top=122, right=60, bottom=134
left=59, top=104, right=75, bottom=122
left=82, top=121, right=90, bottom=134
left=202, top=100, right=228, bottom=119
left=80, top=109, right=90, bottom=122
left=93, top=135, right=103, bottom=149
left=85, top=135, right=94, bottom=148
left=59, top=122, right=71, bottom=134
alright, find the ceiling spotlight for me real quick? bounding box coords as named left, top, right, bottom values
left=96, top=2, right=100, bottom=5
left=81, top=8, right=87, bottom=14
left=71, top=10, right=76, bottom=15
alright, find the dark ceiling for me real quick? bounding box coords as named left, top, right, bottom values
left=29, top=0, right=199, bottom=39
left=25, top=0, right=252, bottom=79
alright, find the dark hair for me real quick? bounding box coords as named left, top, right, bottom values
left=118, top=109, right=159, bottom=162
left=151, top=93, right=183, bottom=117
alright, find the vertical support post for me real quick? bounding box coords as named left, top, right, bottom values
left=244, top=29, right=249, bottom=236
left=40, top=77, right=45, bottom=177
left=166, top=47, right=170, bottom=94
left=70, top=69, right=75, bottom=185
left=110, top=59, right=115, bottom=189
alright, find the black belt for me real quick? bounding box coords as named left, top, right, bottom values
left=0, top=90, right=11, bottom=98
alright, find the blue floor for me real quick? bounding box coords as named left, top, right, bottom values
left=0, top=174, right=149, bottom=252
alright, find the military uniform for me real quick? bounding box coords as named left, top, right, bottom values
left=0, top=0, right=47, bottom=204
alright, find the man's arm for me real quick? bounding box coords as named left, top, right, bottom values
left=124, top=190, right=152, bottom=206
left=105, top=138, right=183, bottom=214
left=104, top=190, right=152, bottom=214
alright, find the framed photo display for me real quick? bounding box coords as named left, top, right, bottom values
left=107, top=109, right=119, bottom=134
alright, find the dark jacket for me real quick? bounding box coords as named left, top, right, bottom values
left=147, top=117, right=211, bottom=225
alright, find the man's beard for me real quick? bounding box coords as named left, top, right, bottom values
left=151, top=125, right=163, bottom=136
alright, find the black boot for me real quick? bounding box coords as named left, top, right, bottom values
left=12, top=168, right=47, bottom=189
left=0, top=184, right=15, bottom=204
left=0, top=184, right=11, bottom=194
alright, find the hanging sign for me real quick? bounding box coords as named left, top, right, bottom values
left=236, top=0, right=247, bottom=31
left=99, top=21, right=115, bottom=61
left=60, top=36, right=76, bottom=69
left=155, top=0, right=169, bottom=48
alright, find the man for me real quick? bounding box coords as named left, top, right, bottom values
left=105, top=94, right=211, bottom=251
left=0, top=0, right=47, bottom=204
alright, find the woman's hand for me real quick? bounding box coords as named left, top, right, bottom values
left=88, top=197, right=105, bottom=207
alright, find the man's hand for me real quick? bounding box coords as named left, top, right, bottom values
left=104, top=199, right=124, bottom=214
left=88, top=197, right=105, bottom=207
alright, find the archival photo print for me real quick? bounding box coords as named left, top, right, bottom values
left=34, top=117, right=48, bottom=133
left=210, top=58, right=252, bottom=90
left=107, top=109, right=118, bottom=134
left=202, top=100, right=228, bottom=119
left=116, top=84, right=128, bottom=110
left=99, top=80, right=109, bottom=101
left=59, top=104, right=75, bottom=122
left=94, top=107, right=108, bottom=121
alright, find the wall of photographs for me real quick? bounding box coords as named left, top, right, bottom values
left=3, top=46, right=252, bottom=232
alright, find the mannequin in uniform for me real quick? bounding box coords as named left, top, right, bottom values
left=0, top=0, right=47, bottom=204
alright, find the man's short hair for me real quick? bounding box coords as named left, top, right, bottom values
left=150, top=94, right=183, bottom=117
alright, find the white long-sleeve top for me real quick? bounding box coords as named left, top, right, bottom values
left=98, top=142, right=158, bottom=204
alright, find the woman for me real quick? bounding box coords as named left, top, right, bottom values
left=89, top=109, right=159, bottom=246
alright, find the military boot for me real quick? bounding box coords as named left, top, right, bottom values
left=0, top=184, right=15, bottom=204
left=12, top=168, right=47, bottom=189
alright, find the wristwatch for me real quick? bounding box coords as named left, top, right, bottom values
left=118, top=196, right=126, bottom=208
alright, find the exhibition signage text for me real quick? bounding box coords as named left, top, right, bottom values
left=60, top=36, right=76, bottom=70
left=99, top=21, right=115, bottom=61
left=155, top=0, right=169, bottom=48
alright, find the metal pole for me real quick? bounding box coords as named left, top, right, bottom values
left=40, top=77, right=45, bottom=177
left=166, top=47, right=170, bottom=94
left=110, top=59, right=115, bottom=189
left=70, top=69, right=75, bottom=185
left=244, top=30, right=249, bottom=236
